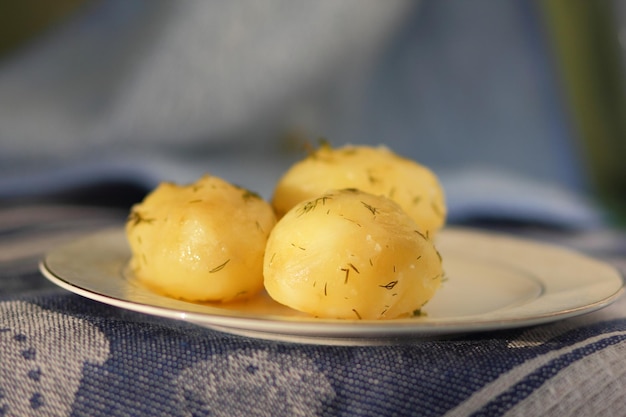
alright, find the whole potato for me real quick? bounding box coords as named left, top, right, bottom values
left=126, top=175, right=276, bottom=302
left=264, top=188, right=443, bottom=319
left=272, top=144, right=446, bottom=236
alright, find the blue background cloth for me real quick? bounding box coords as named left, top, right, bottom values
left=0, top=0, right=610, bottom=228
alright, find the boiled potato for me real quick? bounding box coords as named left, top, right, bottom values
left=272, top=144, right=446, bottom=236
left=126, top=175, right=276, bottom=302
left=264, top=188, right=443, bottom=319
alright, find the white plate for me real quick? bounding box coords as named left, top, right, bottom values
left=40, top=228, right=624, bottom=345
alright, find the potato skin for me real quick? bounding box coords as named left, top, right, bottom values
left=126, top=175, right=276, bottom=302
left=272, top=144, right=446, bottom=236
left=264, top=189, right=443, bottom=319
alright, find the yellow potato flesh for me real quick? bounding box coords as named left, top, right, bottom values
left=264, top=189, right=443, bottom=319
left=126, top=175, right=276, bottom=302
left=272, top=145, right=446, bottom=237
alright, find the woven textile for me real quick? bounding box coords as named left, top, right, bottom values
left=2, top=291, right=626, bottom=416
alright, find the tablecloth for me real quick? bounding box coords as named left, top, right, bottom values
left=1, top=173, right=626, bottom=417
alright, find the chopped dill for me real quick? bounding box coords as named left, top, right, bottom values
left=341, top=268, right=350, bottom=284
left=379, top=280, right=398, bottom=290
left=306, top=138, right=333, bottom=160
left=414, top=230, right=427, bottom=241
left=366, top=169, right=380, bottom=184
left=298, top=195, right=333, bottom=216
left=431, top=201, right=444, bottom=217
left=242, top=189, right=261, bottom=201
left=128, top=210, right=155, bottom=227
left=341, top=216, right=362, bottom=227
left=342, top=263, right=361, bottom=284
left=318, top=137, right=332, bottom=150
left=352, top=309, right=362, bottom=320
left=361, top=201, right=378, bottom=215
left=209, top=259, right=230, bottom=273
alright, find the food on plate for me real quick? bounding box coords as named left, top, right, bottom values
left=263, top=188, right=443, bottom=319
left=271, top=144, right=446, bottom=236
left=125, top=175, right=276, bottom=302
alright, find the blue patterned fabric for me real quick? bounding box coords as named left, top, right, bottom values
left=2, top=290, right=626, bottom=416
left=1, top=204, right=626, bottom=417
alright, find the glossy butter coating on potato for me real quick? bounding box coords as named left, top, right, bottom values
left=126, top=175, right=276, bottom=302
left=264, top=189, right=443, bottom=319
left=272, top=144, right=446, bottom=236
